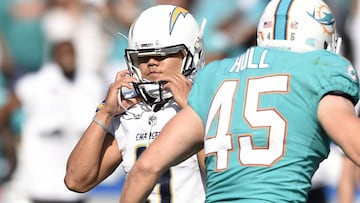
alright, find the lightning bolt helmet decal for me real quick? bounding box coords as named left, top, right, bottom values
left=169, top=7, right=189, bottom=35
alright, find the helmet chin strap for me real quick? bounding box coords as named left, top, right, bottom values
left=117, top=89, right=143, bottom=119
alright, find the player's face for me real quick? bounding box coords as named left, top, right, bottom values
left=137, top=52, right=183, bottom=81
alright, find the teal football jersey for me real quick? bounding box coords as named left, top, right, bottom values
left=188, top=46, right=359, bottom=202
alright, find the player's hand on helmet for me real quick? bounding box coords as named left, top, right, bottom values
left=102, top=70, right=141, bottom=116
left=162, top=73, right=192, bottom=108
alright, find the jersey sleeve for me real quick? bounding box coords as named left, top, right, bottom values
left=314, top=53, right=359, bottom=105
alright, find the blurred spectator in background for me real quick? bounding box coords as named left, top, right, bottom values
left=0, top=119, right=17, bottom=199
left=0, top=0, right=47, bottom=89
left=191, top=0, right=237, bottom=63
left=43, top=0, right=109, bottom=75
left=0, top=36, right=17, bottom=199
left=0, top=12, right=106, bottom=202
left=215, top=0, right=269, bottom=58
left=191, top=0, right=268, bottom=63
left=347, top=0, right=360, bottom=76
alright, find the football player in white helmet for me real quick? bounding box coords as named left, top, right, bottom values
left=124, top=5, right=205, bottom=106
left=119, top=0, right=360, bottom=202
left=65, top=5, right=206, bottom=203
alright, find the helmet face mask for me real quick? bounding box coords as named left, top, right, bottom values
left=132, top=80, right=171, bottom=105
left=257, top=0, right=340, bottom=53
left=125, top=44, right=194, bottom=105
left=124, top=5, right=205, bottom=106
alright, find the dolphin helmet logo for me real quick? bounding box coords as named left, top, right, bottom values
left=307, top=3, right=335, bottom=35
left=169, top=7, right=189, bottom=35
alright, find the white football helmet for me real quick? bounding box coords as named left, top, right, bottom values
left=125, top=5, right=206, bottom=106
left=257, top=0, right=341, bottom=53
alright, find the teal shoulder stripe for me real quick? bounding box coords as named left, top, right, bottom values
left=274, top=0, right=293, bottom=40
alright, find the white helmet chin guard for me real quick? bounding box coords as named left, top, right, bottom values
left=257, top=0, right=341, bottom=53
left=125, top=5, right=206, bottom=106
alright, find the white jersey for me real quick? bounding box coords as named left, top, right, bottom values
left=11, top=63, right=105, bottom=201
left=111, top=101, right=205, bottom=203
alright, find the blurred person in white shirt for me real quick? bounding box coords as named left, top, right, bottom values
left=0, top=15, right=106, bottom=202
